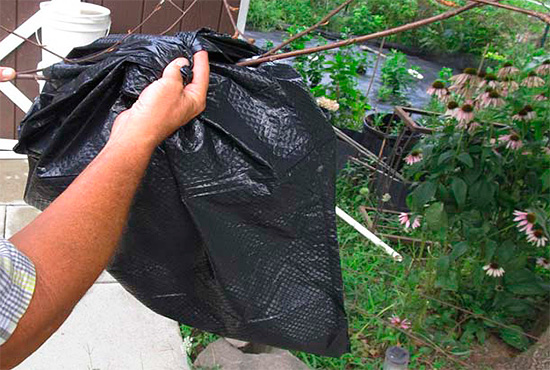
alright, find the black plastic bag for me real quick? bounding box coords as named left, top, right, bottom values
left=15, top=29, right=349, bottom=356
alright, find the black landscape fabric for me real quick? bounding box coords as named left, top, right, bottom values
left=15, top=29, right=350, bottom=356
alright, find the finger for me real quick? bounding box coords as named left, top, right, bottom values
left=0, top=67, right=16, bottom=82
left=161, top=57, right=189, bottom=82
left=184, top=51, right=209, bottom=98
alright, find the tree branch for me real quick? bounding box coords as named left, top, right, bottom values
left=471, top=0, right=550, bottom=24
left=222, top=0, right=254, bottom=43
left=262, top=0, right=356, bottom=57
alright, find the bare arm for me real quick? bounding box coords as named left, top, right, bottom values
left=0, top=51, right=209, bottom=369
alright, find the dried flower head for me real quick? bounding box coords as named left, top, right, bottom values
left=316, top=97, right=340, bottom=112
left=535, top=60, right=550, bottom=75
left=522, top=72, right=545, bottom=88
left=497, top=62, right=520, bottom=78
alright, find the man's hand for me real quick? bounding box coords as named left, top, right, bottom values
left=0, top=67, right=16, bottom=82
left=109, top=51, right=209, bottom=149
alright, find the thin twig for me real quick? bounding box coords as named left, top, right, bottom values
left=0, top=24, right=68, bottom=62
left=237, top=2, right=483, bottom=66
left=161, top=0, right=201, bottom=35
left=222, top=0, right=254, bottom=43
left=477, top=43, right=490, bottom=74
left=365, top=37, right=385, bottom=100
left=470, top=0, right=550, bottom=24
left=14, top=73, right=47, bottom=81
left=262, top=0, right=356, bottom=57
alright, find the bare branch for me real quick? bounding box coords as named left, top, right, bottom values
left=222, top=0, right=254, bottom=43
left=161, top=0, right=201, bottom=35
left=471, top=0, right=550, bottom=23
left=262, top=0, right=356, bottom=57
left=0, top=24, right=68, bottom=62
left=237, top=2, right=482, bottom=67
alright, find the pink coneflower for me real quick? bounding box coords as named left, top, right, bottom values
left=500, top=77, right=519, bottom=96
left=513, top=105, right=536, bottom=121
left=483, top=263, right=505, bottom=277
left=399, top=213, right=421, bottom=229
left=513, top=210, right=536, bottom=233
left=454, top=103, right=475, bottom=123
left=527, top=229, right=548, bottom=247
left=479, top=90, right=505, bottom=108
left=404, top=150, right=423, bottom=165
left=499, top=133, right=523, bottom=150
left=497, top=62, right=520, bottom=78
left=450, top=67, right=480, bottom=86
left=522, top=71, right=545, bottom=88
left=534, top=92, right=549, bottom=101
left=536, top=257, right=550, bottom=269
left=535, top=60, right=550, bottom=75
left=543, top=147, right=550, bottom=155
left=426, top=80, right=449, bottom=100
left=445, top=101, right=460, bottom=116
left=479, top=73, right=500, bottom=89
left=390, top=315, right=411, bottom=330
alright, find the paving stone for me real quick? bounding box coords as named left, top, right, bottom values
left=15, top=282, right=189, bottom=370
left=5, top=205, right=41, bottom=239
left=0, top=206, right=5, bottom=238
left=0, top=159, right=29, bottom=204
left=194, top=339, right=309, bottom=370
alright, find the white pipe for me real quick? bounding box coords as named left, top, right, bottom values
left=335, top=206, right=403, bottom=262
left=237, top=0, right=250, bottom=35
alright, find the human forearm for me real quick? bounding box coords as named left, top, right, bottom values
left=2, top=135, right=154, bottom=368
left=0, top=52, right=209, bottom=368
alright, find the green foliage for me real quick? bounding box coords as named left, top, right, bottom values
left=403, top=56, right=550, bottom=349
left=378, top=50, right=422, bottom=103
left=248, top=1, right=549, bottom=57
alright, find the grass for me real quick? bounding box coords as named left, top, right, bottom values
left=179, top=163, right=467, bottom=369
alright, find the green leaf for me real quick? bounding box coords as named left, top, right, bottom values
left=412, top=181, right=437, bottom=210
left=436, top=255, right=450, bottom=275
left=425, top=202, right=448, bottom=230
left=450, top=242, right=469, bottom=261
left=457, top=153, right=474, bottom=168
left=470, top=179, right=495, bottom=207
left=496, top=240, right=516, bottom=264
left=451, top=177, right=467, bottom=207
left=437, top=150, right=454, bottom=166
left=505, top=269, right=547, bottom=295
left=499, top=326, right=530, bottom=351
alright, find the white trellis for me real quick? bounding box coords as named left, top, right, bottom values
left=0, top=11, right=43, bottom=113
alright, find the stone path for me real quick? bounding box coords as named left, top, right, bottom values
left=1, top=140, right=189, bottom=370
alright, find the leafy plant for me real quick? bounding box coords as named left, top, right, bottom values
left=378, top=49, right=423, bottom=103
left=403, top=56, right=550, bottom=349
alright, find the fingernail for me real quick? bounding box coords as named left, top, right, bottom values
left=1, top=68, right=15, bottom=79
left=175, top=58, right=189, bottom=68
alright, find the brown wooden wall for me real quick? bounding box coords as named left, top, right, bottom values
left=0, top=0, right=239, bottom=139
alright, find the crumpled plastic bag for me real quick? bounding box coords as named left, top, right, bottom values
left=15, top=29, right=350, bottom=356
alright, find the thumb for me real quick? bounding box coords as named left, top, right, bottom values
left=162, top=57, right=189, bottom=82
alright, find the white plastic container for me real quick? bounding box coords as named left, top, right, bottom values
left=38, top=0, right=111, bottom=67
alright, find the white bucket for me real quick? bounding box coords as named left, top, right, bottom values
left=38, top=1, right=111, bottom=67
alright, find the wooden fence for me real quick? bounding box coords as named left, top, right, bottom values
left=0, top=0, right=239, bottom=139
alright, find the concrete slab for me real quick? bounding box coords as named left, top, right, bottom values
left=96, top=270, right=117, bottom=284
left=0, top=139, right=18, bottom=151
left=0, top=159, right=29, bottom=205
left=0, top=205, right=5, bottom=238
left=4, top=205, right=41, bottom=239
left=15, top=283, right=189, bottom=370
